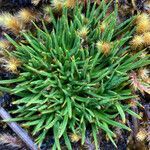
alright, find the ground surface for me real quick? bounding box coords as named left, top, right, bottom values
left=0, top=1, right=149, bottom=150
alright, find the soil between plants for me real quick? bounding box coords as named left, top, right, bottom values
left=0, top=1, right=149, bottom=150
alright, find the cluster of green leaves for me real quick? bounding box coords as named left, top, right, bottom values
left=0, top=1, right=149, bottom=149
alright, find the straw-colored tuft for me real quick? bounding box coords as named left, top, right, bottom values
left=143, top=32, right=150, bottom=46
left=65, top=0, right=76, bottom=8
left=96, top=41, right=111, bottom=55
left=78, top=26, right=89, bottom=39
left=51, top=0, right=64, bottom=12
left=0, top=40, right=10, bottom=50
left=100, top=22, right=107, bottom=33
left=136, top=13, right=150, bottom=34
left=0, top=13, right=22, bottom=34
left=130, top=35, right=144, bottom=49
left=138, top=68, right=150, bottom=83
left=136, top=128, right=147, bottom=141
left=3, top=57, right=21, bottom=73
left=17, top=8, right=37, bottom=23
left=70, top=133, right=81, bottom=143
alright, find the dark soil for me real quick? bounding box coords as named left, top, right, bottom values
left=0, top=1, right=149, bottom=150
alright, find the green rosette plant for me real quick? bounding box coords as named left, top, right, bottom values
left=0, top=1, right=149, bottom=149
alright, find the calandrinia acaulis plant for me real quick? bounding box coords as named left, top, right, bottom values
left=0, top=1, right=149, bottom=149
